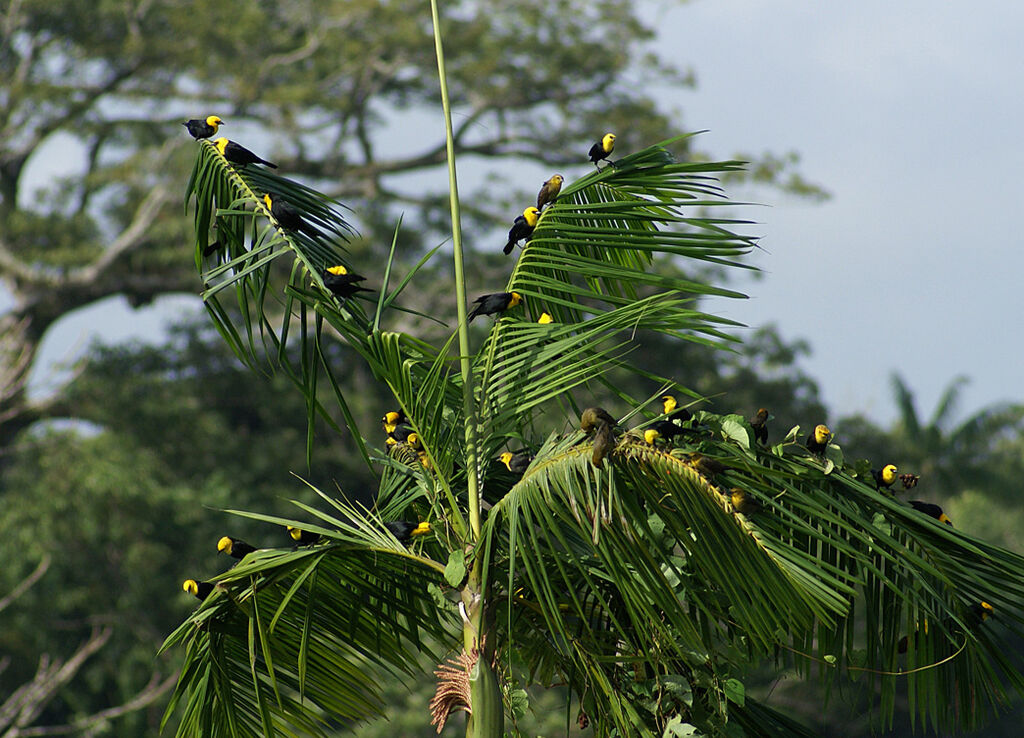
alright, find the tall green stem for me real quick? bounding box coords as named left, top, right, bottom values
left=429, top=0, right=480, bottom=542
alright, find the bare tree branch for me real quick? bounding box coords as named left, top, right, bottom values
left=0, top=556, right=51, bottom=614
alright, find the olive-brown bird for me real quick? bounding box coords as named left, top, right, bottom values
left=217, top=536, right=257, bottom=560
left=287, top=526, right=321, bottom=546
left=184, top=115, right=224, bottom=139
left=872, top=464, right=898, bottom=490
left=588, top=133, right=616, bottom=167
left=805, top=424, right=831, bottom=455
left=213, top=137, right=277, bottom=168
left=580, top=407, right=617, bottom=433
left=661, top=394, right=692, bottom=424
left=590, top=420, right=615, bottom=469
left=384, top=520, right=432, bottom=543
left=909, top=500, right=952, bottom=525
left=503, top=207, right=540, bottom=255
left=500, top=452, right=532, bottom=474
left=749, top=408, right=769, bottom=444
left=469, top=292, right=522, bottom=321
left=689, top=453, right=726, bottom=479
left=182, top=579, right=214, bottom=601
left=322, top=265, right=369, bottom=299
left=730, top=488, right=762, bottom=516
left=536, top=174, right=563, bottom=210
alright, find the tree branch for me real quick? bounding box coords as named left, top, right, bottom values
left=0, top=556, right=50, bottom=614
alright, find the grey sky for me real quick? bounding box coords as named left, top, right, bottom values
left=14, top=0, right=1024, bottom=426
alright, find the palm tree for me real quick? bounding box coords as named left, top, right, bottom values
left=161, top=16, right=1024, bottom=737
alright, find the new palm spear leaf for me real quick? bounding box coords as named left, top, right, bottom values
left=162, top=16, right=1024, bottom=738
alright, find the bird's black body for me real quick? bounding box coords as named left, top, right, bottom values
left=588, top=133, right=616, bottom=167
left=266, top=194, right=314, bottom=234
left=502, top=452, right=533, bottom=474
left=184, top=116, right=221, bottom=139
left=504, top=216, right=535, bottom=255
left=649, top=420, right=684, bottom=440
left=469, top=292, right=520, bottom=321
left=215, top=138, right=277, bottom=168
left=805, top=425, right=830, bottom=455
left=288, top=527, right=321, bottom=546
left=184, top=579, right=214, bottom=601
left=323, top=269, right=369, bottom=299
left=388, top=425, right=416, bottom=444
left=384, top=520, right=431, bottom=543
left=909, top=500, right=953, bottom=525
left=218, top=536, right=257, bottom=559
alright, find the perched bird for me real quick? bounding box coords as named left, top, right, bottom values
left=580, top=407, right=617, bottom=433
left=287, top=526, right=321, bottom=546
left=689, top=453, right=726, bottom=479
left=387, top=424, right=416, bottom=445
left=182, top=579, right=214, bottom=601
left=588, top=133, right=616, bottom=167
left=217, top=536, right=257, bottom=560
left=213, top=137, right=278, bottom=168
left=661, top=395, right=692, bottom=424
left=749, top=408, right=769, bottom=444
left=183, top=115, right=224, bottom=140
left=500, top=451, right=532, bottom=474
left=536, top=174, right=563, bottom=210
left=537, top=312, right=554, bottom=324
left=382, top=410, right=406, bottom=433
left=645, top=420, right=683, bottom=444
left=264, top=193, right=316, bottom=236
left=643, top=429, right=661, bottom=445
left=909, top=500, right=953, bottom=525
left=503, top=207, right=541, bottom=255
left=322, top=265, right=369, bottom=299
left=900, top=473, right=920, bottom=490
left=591, top=420, right=615, bottom=469
left=730, top=488, right=762, bottom=516
left=406, top=432, right=424, bottom=451
left=899, top=601, right=993, bottom=653
left=384, top=520, right=432, bottom=543
left=468, top=292, right=522, bottom=321
left=805, top=424, right=831, bottom=455
left=872, top=464, right=898, bottom=490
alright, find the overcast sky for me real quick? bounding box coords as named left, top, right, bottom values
left=15, top=0, right=1024, bottom=426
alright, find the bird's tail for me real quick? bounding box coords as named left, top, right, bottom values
left=503, top=239, right=516, bottom=255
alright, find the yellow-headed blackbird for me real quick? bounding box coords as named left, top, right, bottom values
left=872, top=464, right=898, bottom=490
left=503, top=207, right=540, bottom=255
left=730, top=488, right=762, bottom=516
left=469, top=291, right=522, bottom=321
left=909, top=500, right=952, bottom=525
left=661, top=394, right=692, bottom=423
left=690, top=453, right=726, bottom=479
left=591, top=420, right=615, bottom=469
left=500, top=452, right=532, bottom=474
left=580, top=407, right=617, bottom=433
left=287, top=526, right=321, bottom=546
left=323, top=265, right=369, bottom=299
left=184, top=115, right=224, bottom=140
left=805, top=424, right=831, bottom=455
left=536, top=174, right=563, bottom=210
left=388, top=424, right=415, bottom=445
left=749, top=408, right=769, bottom=444
left=385, top=520, right=431, bottom=543
left=538, top=312, right=554, bottom=324
left=213, top=137, right=277, bottom=168
left=217, top=536, right=257, bottom=559
left=183, top=579, right=214, bottom=601
left=899, top=601, right=992, bottom=653
left=900, top=473, right=920, bottom=490
left=643, top=428, right=661, bottom=445
left=406, top=432, right=423, bottom=451
left=264, top=193, right=316, bottom=235
left=382, top=410, right=406, bottom=433
left=588, top=133, right=616, bottom=167
left=647, top=420, right=683, bottom=442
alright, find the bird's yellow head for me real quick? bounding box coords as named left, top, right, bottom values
left=217, top=536, right=233, bottom=554
left=662, top=395, right=677, bottom=414
left=263, top=193, right=273, bottom=209
left=602, top=133, right=616, bottom=152
left=508, top=292, right=523, bottom=308
left=939, top=512, right=952, bottom=525
left=730, top=488, right=745, bottom=506
left=523, top=206, right=540, bottom=226
left=538, top=312, right=553, bottom=324
left=814, top=424, right=831, bottom=444
left=213, top=137, right=228, bottom=155
left=418, top=450, right=431, bottom=469
left=644, top=429, right=660, bottom=445
left=383, top=411, right=402, bottom=430
left=980, top=601, right=995, bottom=620
left=500, top=452, right=514, bottom=471
left=412, top=521, right=432, bottom=537
left=287, top=525, right=303, bottom=541
left=755, top=408, right=768, bottom=421
left=206, top=115, right=224, bottom=130
left=182, top=579, right=199, bottom=595
left=550, top=174, right=564, bottom=186
left=407, top=433, right=421, bottom=450
left=326, top=265, right=348, bottom=276
left=882, top=464, right=898, bottom=484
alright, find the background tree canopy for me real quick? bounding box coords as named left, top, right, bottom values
left=1, top=0, right=1022, bottom=736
